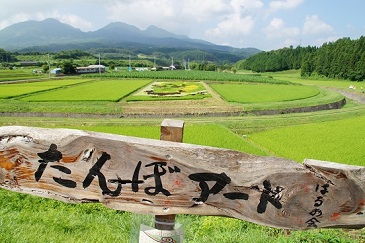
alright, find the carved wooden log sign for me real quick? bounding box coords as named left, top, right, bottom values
left=0, top=126, right=365, bottom=230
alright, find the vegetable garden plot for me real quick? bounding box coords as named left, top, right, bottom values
left=209, top=83, right=320, bottom=103
left=0, top=79, right=90, bottom=99
left=21, top=80, right=151, bottom=102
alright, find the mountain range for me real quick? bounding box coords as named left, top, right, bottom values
left=0, top=18, right=261, bottom=62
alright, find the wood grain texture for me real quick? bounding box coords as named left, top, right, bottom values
left=0, top=126, right=364, bottom=230
left=155, top=119, right=184, bottom=230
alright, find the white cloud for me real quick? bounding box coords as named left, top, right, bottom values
left=105, top=0, right=233, bottom=31
left=182, top=0, right=231, bottom=22
left=269, top=0, right=304, bottom=11
left=230, top=0, right=264, bottom=10
left=0, top=13, right=30, bottom=29
left=0, top=0, right=362, bottom=50
left=104, top=0, right=263, bottom=45
left=303, top=15, right=334, bottom=35
left=204, top=0, right=264, bottom=45
left=263, top=18, right=300, bottom=38
left=105, top=0, right=186, bottom=32
left=313, top=36, right=341, bottom=46
left=206, top=14, right=255, bottom=37
left=0, top=0, right=97, bottom=31
left=55, top=14, right=93, bottom=31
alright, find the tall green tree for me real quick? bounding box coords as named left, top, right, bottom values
left=62, top=60, right=76, bottom=74
left=239, top=36, right=365, bottom=81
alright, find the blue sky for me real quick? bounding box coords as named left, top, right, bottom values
left=1, top=0, right=364, bottom=51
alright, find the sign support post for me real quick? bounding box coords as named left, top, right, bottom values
left=155, top=119, right=184, bottom=230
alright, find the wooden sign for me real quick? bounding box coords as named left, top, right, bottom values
left=1, top=125, right=365, bottom=230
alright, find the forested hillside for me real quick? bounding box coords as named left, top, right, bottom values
left=238, top=36, right=365, bottom=81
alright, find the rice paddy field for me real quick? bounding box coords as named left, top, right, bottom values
left=210, top=83, right=320, bottom=103
left=0, top=76, right=346, bottom=115
left=0, top=78, right=90, bottom=98
left=0, top=68, right=48, bottom=81
left=0, top=69, right=365, bottom=242
left=68, top=123, right=268, bottom=156
left=249, top=115, right=365, bottom=165
left=91, top=70, right=292, bottom=84
left=20, top=79, right=151, bottom=102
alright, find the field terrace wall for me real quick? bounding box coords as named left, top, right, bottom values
left=121, top=98, right=347, bottom=118
left=0, top=98, right=346, bottom=119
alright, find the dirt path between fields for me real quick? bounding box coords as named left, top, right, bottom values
left=328, top=88, right=365, bottom=104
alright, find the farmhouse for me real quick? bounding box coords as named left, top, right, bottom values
left=20, top=61, right=39, bottom=66
left=135, top=67, right=149, bottom=71
left=76, top=64, right=106, bottom=74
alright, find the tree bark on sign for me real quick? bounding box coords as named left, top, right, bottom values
left=0, top=125, right=365, bottom=230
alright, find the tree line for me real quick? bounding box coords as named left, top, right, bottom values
left=237, top=36, right=365, bottom=81
left=0, top=48, right=237, bottom=74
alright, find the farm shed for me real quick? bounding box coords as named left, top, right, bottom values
left=19, top=61, right=39, bottom=66
left=50, top=68, right=61, bottom=75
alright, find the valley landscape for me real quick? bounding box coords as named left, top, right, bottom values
left=0, top=18, right=365, bottom=243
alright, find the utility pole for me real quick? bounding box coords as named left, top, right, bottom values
left=99, top=54, right=101, bottom=75
left=129, top=55, right=131, bottom=72
left=48, top=54, right=51, bottom=79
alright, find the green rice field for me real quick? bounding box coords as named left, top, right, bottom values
left=265, top=70, right=364, bottom=90
left=210, top=83, right=320, bottom=103
left=0, top=79, right=90, bottom=98
left=20, top=79, right=150, bottom=102
left=69, top=123, right=267, bottom=156
left=92, top=70, right=292, bottom=84
left=249, top=115, right=365, bottom=165
left=0, top=68, right=48, bottom=81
